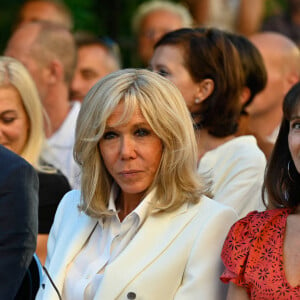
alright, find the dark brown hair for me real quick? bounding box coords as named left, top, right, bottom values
left=263, top=82, right=300, bottom=209
left=226, top=32, right=267, bottom=113
left=155, top=27, right=245, bottom=137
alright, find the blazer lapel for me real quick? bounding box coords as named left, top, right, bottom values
left=48, top=211, right=98, bottom=294
left=95, top=201, right=199, bottom=299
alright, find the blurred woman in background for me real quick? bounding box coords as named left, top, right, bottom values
left=0, top=56, right=70, bottom=264
left=150, top=27, right=266, bottom=218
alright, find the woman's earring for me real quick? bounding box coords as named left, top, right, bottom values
left=195, top=98, right=201, bottom=104
left=288, top=160, right=295, bottom=183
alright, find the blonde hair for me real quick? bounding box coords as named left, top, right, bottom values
left=132, top=0, right=193, bottom=34
left=75, top=68, right=208, bottom=218
left=0, top=56, right=44, bottom=168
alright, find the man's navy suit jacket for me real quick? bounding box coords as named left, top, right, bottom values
left=0, top=145, right=38, bottom=299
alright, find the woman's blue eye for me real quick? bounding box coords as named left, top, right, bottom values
left=135, top=128, right=150, bottom=137
left=103, top=131, right=117, bottom=139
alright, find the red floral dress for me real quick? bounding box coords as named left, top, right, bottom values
left=220, top=209, right=300, bottom=299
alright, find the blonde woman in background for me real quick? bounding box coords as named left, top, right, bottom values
left=0, top=56, right=70, bottom=264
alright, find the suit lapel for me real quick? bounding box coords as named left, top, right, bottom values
left=95, top=201, right=199, bottom=299
left=49, top=211, right=98, bottom=294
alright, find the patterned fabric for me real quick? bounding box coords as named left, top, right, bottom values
left=220, top=209, right=300, bottom=299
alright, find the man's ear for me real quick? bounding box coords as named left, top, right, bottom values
left=284, top=70, right=299, bottom=95
left=196, top=78, right=214, bottom=102
left=46, top=59, right=64, bottom=84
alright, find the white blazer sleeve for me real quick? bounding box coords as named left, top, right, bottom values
left=36, top=191, right=78, bottom=300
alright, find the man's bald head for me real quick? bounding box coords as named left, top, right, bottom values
left=246, top=31, right=300, bottom=143
left=250, top=32, right=300, bottom=79
left=247, top=32, right=300, bottom=118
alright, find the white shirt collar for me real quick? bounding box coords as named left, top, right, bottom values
left=47, top=101, right=81, bottom=147
left=106, top=183, right=154, bottom=226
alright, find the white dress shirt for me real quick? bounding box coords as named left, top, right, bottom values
left=42, top=101, right=81, bottom=189
left=62, top=186, right=151, bottom=299
left=206, top=0, right=240, bottom=32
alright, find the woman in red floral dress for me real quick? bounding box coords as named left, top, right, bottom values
left=220, top=82, right=300, bottom=299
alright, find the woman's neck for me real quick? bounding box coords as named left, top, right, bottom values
left=196, top=129, right=235, bottom=161
left=117, top=192, right=144, bottom=221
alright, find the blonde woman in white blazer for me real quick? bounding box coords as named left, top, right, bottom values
left=36, top=69, right=237, bottom=300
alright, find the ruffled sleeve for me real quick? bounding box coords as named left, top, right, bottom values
left=220, top=211, right=258, bottom=290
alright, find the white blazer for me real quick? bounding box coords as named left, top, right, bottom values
left=36, top=190, right=237, bottom=300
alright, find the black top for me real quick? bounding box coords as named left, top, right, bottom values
left=38, top=169, right=71, bottom=233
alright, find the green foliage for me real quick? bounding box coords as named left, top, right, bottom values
left=65, top=0, right=100, bottom=33
left=0, top=2, right=20, bottom=53
left=264, top=0, right=287, bottom=18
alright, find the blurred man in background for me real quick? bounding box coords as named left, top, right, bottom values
left=132, top=0, right=193, bottom=67
left=14, top=0, right=73, bottom=30
left=71, top=32, right=121, bottom=102
left=246, top=32, right=300, bottom=151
